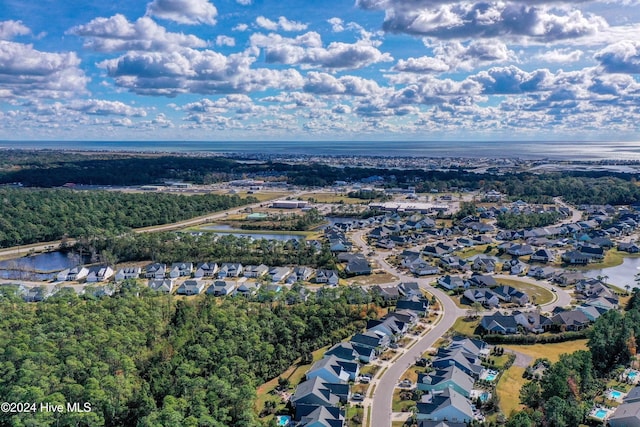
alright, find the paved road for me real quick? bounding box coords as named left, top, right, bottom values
left=350, top=229, right=573, bottom=427
left=369, top=278, right=466, bottom=427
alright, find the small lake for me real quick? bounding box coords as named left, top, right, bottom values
left=585, top=256, right=640, bottom=289
left=0, top=251, right=83, bottom=281
left=200, top=225, right=305, bottom=241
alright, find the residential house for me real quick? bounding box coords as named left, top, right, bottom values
left=415, top=388, right=475, bottom=423
left=350, top=331, right=390, bottom=354
left=480, top=312, right=519, bottom=334
left=294, top=405, right=345, bottom=427
left=608, top=385, right=640, bottom=427
left=507, top=244, right=535, bottom=256
left=467, top=274, right=497, bottom=287
left=553, top=270, right=586, bottom=286
left=527, top=266, right=557, bottom=279
left=242, top=264, right=269, bottom=279
left=286, top=266, right=315, bottom=284
left=269, top=266, right=292, bottom=282
left=169, top=262, right=193, bottom=278
left=371, top=285, right=400, bottom=302
left=86, top=284, right=116, bottom=298
left=437, top=275, right=468, bottom=291
left=439, top=255, right=470, bottom=272
left=344, top=256, right=372, bottom=276
left=579, top=244, right=605, bottom=260
left=366, top=317, right=408, bottom=340
left=176, top=279, right=206, bottom=295
left=115, top=266, right=141, bottom=281
left=148, top=279, right=175, bottom=293
left=493, top=285, right=529, bottom=305
left=86, top=265, right=114, bottom=282
left=530, top=248, right=554, bottom=263
left=290, top=377, right=341, bottom=408
left=306, top=355, right=357, bottom=384
left=502, top=259, right=527, bottom=275
left=207, top=280, right=236, bottom=296
left=144, top=263, right=166, bottom=279
left=315, top=269, right=340, bottom=286
left=217, top=263, right=243, bottom=278
left=417, top=366, right=475, bottom=398
left=396, top=296, right=429, bottom=316
left=562, top=251, right=591, bottom=265
left=399, top=282, right=422, bottom=298
left=235, top=281, right=260, bottom=297
left=471, top=257, right=496, bottom=273
left=56, top=266, right=89, bottom=282
left=543, top=309, right=590, bottom=332
left=194, top=262, right=218, bottom=278
left=462, top=288, right=500, bottom=308
left=324, top=342, right=376, bottom=364
left=619, top=242, right=640, bottom=253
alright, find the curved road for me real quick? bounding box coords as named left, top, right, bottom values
left=350, top=229, right=573, bottom=427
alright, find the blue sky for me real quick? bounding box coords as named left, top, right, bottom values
left=1, top=0, right=639, bottom=142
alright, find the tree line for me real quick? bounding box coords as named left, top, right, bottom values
left=0, top=189, right=256, bottom=248
left=73, top=232, right=339, bottom=270
left=0, top=284, right=371, bottom=427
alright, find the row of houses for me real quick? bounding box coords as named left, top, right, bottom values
left=287, top=289, right=429, bottom=426
left=415, top=337, right=490, bottom=423
left=479, top=279, right=619, bottom=335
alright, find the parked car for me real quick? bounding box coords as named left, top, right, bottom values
left=352, top=393, right=364, bottom=401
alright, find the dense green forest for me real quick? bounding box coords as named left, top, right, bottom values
left=0, top=189, right=256, bottom=248
left=496, top=212, right=563, bottom=229
left=72, top=232, right=339, bottom=269
left=3, top=151, right=640, bottom=206
left=506, top=290, right=640, bottom=427
left=0, top=284, right=370, bottom=427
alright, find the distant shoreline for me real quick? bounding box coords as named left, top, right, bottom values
left=1, top=140, right=640, bottom=161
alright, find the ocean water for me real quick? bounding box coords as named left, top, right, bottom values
left=1, top=140, right=640, bottom=160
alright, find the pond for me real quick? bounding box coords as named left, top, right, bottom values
left=585, top=256, right=640, bottom=289
left=0, top=251, right=83, bottom=280
left=199, top=225, right=305, bottom=242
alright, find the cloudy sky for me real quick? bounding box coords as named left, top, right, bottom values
left=1, top=0, right=639, bottom=142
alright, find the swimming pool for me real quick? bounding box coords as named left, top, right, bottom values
left=629, top=371, right=638, bottom=380
left=609, top=390, right=623, bottom=400
left=593, top=409, right=607, bottom=419
left=276, top=415, right=291, bottom=426
left=480, top=392, right=491, bottom=402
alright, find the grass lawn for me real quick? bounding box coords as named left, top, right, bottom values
left=346, top=404, right=365, bottom=427
left=450, top=316, right=480, bottom=336
left=392, top=388, right=416, bottom=412
left=496, top=366, right=526, bottom=418
left=495, top=277, right=555, bottom=306
left=360, top=364, right=381, bottom=377
left=574, top=249, right=627, bottom=270
left=502, top=339, right=589, bottom=363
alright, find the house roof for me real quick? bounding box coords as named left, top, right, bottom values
left=291, top=377, right=340, bottom=407
left=416, top=388, right=474, bottom=421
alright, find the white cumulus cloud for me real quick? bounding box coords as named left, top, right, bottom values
left=146, top=0, right=218, bottom=25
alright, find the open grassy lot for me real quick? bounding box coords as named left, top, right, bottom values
left=392, top=388, right=417, bottom=412
left=450, top=316, right=480, bottom=336
left=495, top=277, right=555, bottom=306
left=346, top=271, right=398, bottom=286
left=502, top=339, right=589, bottom=363
left=496, top=366, right=527, bottom=417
